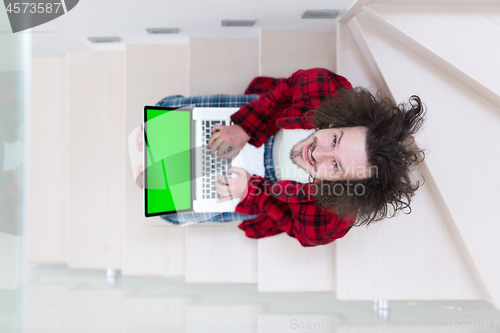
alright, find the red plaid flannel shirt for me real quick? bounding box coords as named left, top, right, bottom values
left=230, top=68, right=356, bottom=247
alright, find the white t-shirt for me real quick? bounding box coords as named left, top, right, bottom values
left=272, top=128, right=315, bottom=183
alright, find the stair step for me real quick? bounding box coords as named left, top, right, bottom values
left=189, top=37, right=259, bottom=95
left=258, top=234, right=335, bottom=292
left=67, top=50, right=125, bottom=270
left=122, top=44, right=189, bottom=276
left=259, top=30, right=337, bottom=77
left=185, top=222, right=257, bottom=283
left=29, top=56, right=69, bottom=264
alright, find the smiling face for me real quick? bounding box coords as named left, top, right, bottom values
left=289, top=126, right=372, bottom=181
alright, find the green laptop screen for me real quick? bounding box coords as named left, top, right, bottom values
left=145, top=108, right=192, bottom=215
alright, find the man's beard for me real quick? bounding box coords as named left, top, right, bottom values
left=289, top=134, right=317, bottom=174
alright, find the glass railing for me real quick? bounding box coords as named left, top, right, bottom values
left=0, top=6, right=30, bottom=333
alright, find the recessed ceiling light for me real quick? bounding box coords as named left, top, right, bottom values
left=221, top=19, right=255, bottom=27
left=302, top=10, right=340, bottom=19
left=146, top=28, right=180, bottom=34
left=87, top=36, right=121, bottom=43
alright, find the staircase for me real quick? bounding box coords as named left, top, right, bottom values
left=28, top=0, right=500, bottom=308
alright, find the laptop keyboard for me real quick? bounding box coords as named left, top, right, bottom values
left=201, top=120, right=232, bottom=200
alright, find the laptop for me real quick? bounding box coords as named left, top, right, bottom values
left=143, top=105, right=265, bottom=218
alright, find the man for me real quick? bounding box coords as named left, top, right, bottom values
left=154, top=68, right=426, bottom=247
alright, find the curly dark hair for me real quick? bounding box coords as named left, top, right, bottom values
left=310, top=87, right=426, bottom=226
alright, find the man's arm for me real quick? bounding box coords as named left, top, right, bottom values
left=231, top=68, right=354, bottom=148
left=205, top=74, right=296, bottom=158
left=207, top=69, right=353, bottom=157
left=236, top=175, right=355, bottom=247
left=230, top=76, right=293, bottom=148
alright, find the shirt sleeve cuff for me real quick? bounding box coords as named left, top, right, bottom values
left=235, top=175, right=271, bottom=215
left=230, top=112, right=269, bottom=148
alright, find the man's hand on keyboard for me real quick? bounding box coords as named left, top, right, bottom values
left=208, top=124, right=251, bottom=159
left=215, top=167, right=251, bottom=202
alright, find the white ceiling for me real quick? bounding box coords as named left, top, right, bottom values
left=31, top=0, right=356, bottom=56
